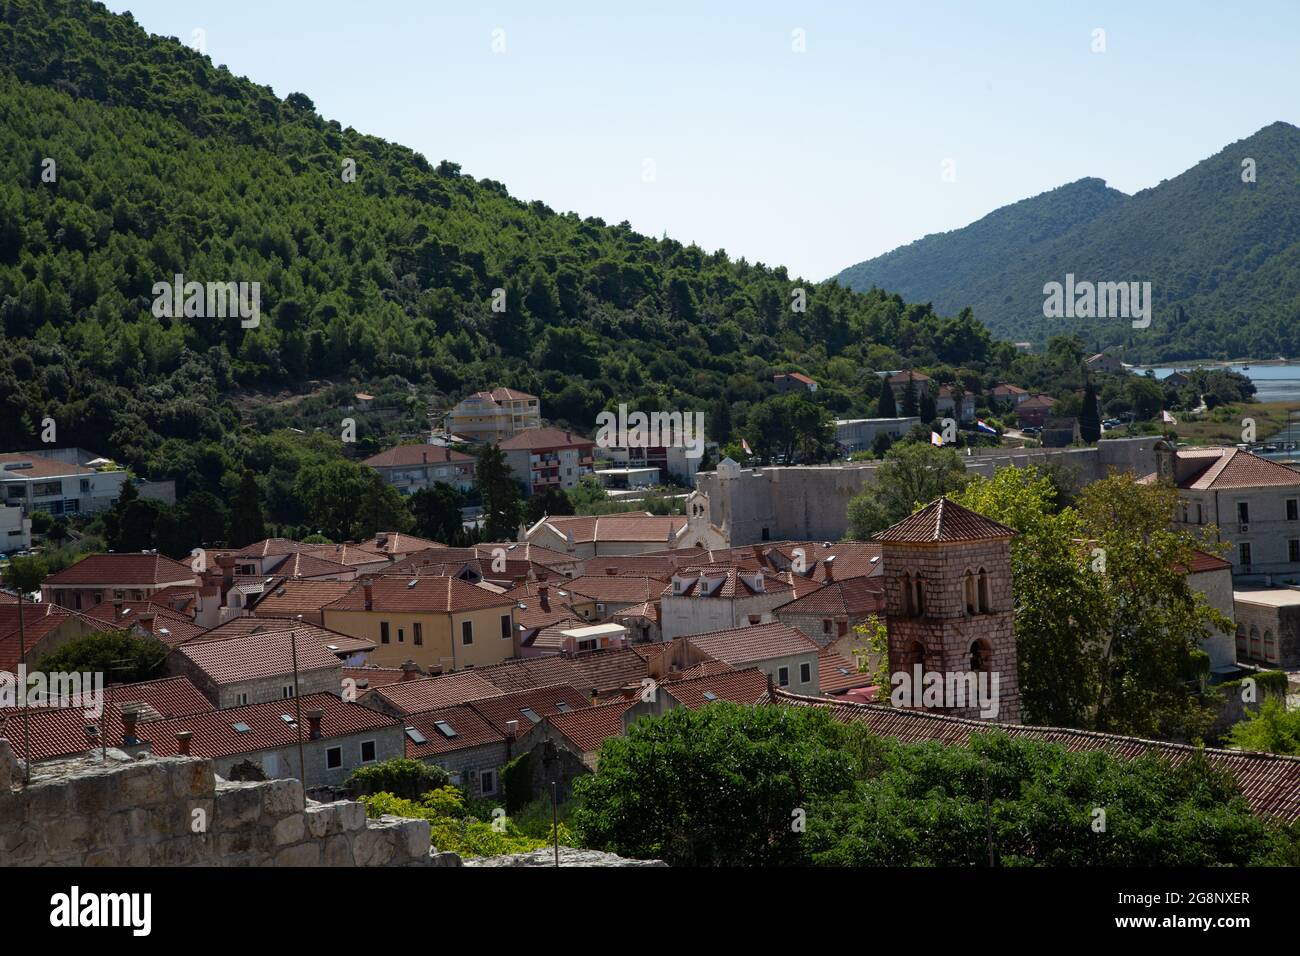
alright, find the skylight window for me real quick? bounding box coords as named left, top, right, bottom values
left=555, top=701, right=572, bottom=713
left=280, top=714, right=295, bottom=724
left=702, top=691, right=718, bottom=701
left=433, top=720, right=457, bottom=738
left=520, top=707, right=542, bottom=723
left=232, top=722, right=251, bottom=733
left=405, top=727, right=428, bottom=744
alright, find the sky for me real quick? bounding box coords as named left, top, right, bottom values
left=104, top=1, right=1300, bottom=281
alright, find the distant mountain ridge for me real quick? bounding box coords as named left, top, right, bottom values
left=835, top=122, right=1300, bottom=361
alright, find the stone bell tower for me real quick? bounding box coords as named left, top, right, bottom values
left=873, top=497, right=1020, bottom=724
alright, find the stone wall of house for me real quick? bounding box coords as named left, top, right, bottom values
left=0, top=739, right=450, bottom=867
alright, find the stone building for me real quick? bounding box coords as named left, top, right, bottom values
left=874, top=497, right=1021, bottom=724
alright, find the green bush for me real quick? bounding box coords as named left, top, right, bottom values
left=344, top=758, right=450, bottom=800
left=501, top=751, right=533, bottom=813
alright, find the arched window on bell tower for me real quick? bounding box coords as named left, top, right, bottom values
left=977, top=567, right=990, bottom=613
left=907, top=640, right=926, bottom=672
left=964, top=569, right=977, bottom=615
left=912, top=574, right=925, bottom=616
left=901, top=573, right=914, bottom=615
left=970, top=639, right=992, bottom=673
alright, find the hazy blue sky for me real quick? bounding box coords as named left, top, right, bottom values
left=105, top=1, right=1300, bottom=280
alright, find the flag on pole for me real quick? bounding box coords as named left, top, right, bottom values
left=1161, top=410, right=1177, bottom=425
left=930, top=431, right=945, bottom=446
left=975, top=419, right=998, bottom=435
left=741, top=437, right=752, bottom=455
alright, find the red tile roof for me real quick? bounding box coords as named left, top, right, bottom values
left=874, top=497, right=1017, bottom=544
left=364, top=532, right=446, bottom=555
left=193, top=616, right=374, bottom=656
left=269, top=552, right=354, bottom=579
left=80, top=602, right=207, bottom=646
left=0, top=676, right=214, bottom=721
left=775, top=577, right=884, bottom=618
left=252, top=580, right=358, bottom=617
left=404, top=705, right=505, bottom=758
left=44, top=553, right=197, bottom=587
left=543, top=699, right=637, bottom=756
left=687, top=622, right=820, bottom=667
left=342, top=666, right=408, bottom=691
left=1175, top=447, right=1300, bottom=490
left=140, top=693, right=398, bottom=759
left=468, top=685, right=593, bottom=735
left=816, top=647, right=874, bottom=694
left=662, top=667, right=770, bottom=709
left=174, top=627, right=341, bottom=685
left=362, top=670, right=506, bottom=715
left=472, top=387, right=538, bottom=403
left=498, top=427, right=595, bottom=451
left=0, top=603, right=92, bottom=671
left=363, top=445, right=475, bottom=468
left=324, top=575, right=516, bottom=613
left=770, top=690, right=1300, bottom=822
left=665, top=566, right=793, bottom=600
left=536, top=513, right=687, bottom=544
left=477, top=647, right=649, bottom=696
left=564, top=575, right=667, bottom=605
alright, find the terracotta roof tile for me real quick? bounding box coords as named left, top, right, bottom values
left=44, top=553, right=197, bottom=587
left=662, top=667, right=770, bottom=709
left=543, top=699, right=637, bottom=756
left=468, top=685, right=592, bottom=735
left=498, top=427, right=595, bottom=451
left=363, top=445, right=475, bottom=468
left=362, top=671, right=506, bottom=715
left=874, top=497, right=1017, bottom=544
left=174, top=628, right=341, bottom=686
left=687, top=622, right=820, bottom=667
left=776, top=577, right=884, bottom=618
left=252, top=580, right=357, bottom=617
left=1177, top=447, right=1300, bottom=490
left=403, top=705, right=505, bottom=758
left=324, top=575, right=516, bottom=614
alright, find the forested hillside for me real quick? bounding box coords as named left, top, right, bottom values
left=836, top=122, right=1300, bottom=361
left=0, top=0, right=1002, bottom=523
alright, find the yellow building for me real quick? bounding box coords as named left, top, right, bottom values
left=445, top=388, right=540, bottom=443
left=322, top=576, right=519, bottom=672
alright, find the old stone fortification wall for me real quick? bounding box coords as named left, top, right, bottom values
left=0, top=739, right=450, bottom=867
left=698, top=437, right=1161, bottom=546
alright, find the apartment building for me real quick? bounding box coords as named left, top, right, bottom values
left=42, top=553, right=198, bottom=611
left=321, top=576, right=519, bottom=672
left=362, top=444, right=476, bottom=494
left=0, top=451, right=128, bottom=517
left=500, top=427, right=596, bottom=497
left=0, top=504, right=30, bottom=552
left=445, top=388, right=541, bottom=443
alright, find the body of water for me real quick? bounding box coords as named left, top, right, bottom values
left=1143, top=362, right=1300, bottom=455
left=1144, top=362, right=1300, bottom=404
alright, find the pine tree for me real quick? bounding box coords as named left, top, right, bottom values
left=476, top=444, right=523, bottom=541
left=878, top=375, right=898, bottom=417
left=919, top=385, right=937, bottom=424
left=901, top=374, right=919, bottom=417
left=230, top=470, right=267, bottom=547
left=1080, top=380, right=1102, bottom=444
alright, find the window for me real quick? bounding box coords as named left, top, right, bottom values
left=461, top=620, right=474, bottom=645
left=902, top=573, right=914, bottom=615
left=799, top=662, right=812, bottom=684
left=1249, top=626, right=1261, bottom=659
left=1264, top=630, right=1277, bottom=662
left=380, top=621, right=390, bottom=644
left=913, top=576, right=926, bottom=616
left=360, top=740, right=377, bottom=763
left=1290, top=540, right=1300, bottom=563
left=480, top=769, right=497, bottom=795
left=397, top=627, right=405, bottom=644
left=1236, top=626, right=1247, bottom=656
left=822, top=619, right=832, bottom=635
left=413, top=622, right=423, bottom=646
left=282, top=685, right=295, bottom=699
left=970, top=639, right=992, bottom=673
left=326, top=747, right=342, bottom=769
left=977, top=569, right=990, bottom=613
left=1196, top=502, right=1203, bottom=524
left=501, top=615, right=512, bottom=639
left=1289, top=499, right=1299, bottom=521
left=964, top=570, right=977, bottom=615
left=1238, top=502, right=1250, bottom=524
left=1239, top=542, right=1252, bottom=567
left=777, top=666, right=790, bottom=687
left=235, top=692, right=249, bottom=706
left=80, top=479, right=91, bottom=493
left=520, top=707, right=542, bottom=723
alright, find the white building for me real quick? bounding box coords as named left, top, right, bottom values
left=445, top=388, right=540, bottom=444
left=1, top=505, right=31, bottom=553
left=0, top=451, right=128, bottom=518
left=362, top=444, right=476, bottom=494
left=833, top=418, right=919, bottom=454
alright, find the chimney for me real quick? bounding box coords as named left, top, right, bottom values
left=121, top=708, right=141, bottom=746
left=444, top=448, right=451, bottom=461
left=538, top=586, right=549, bottom=611
left=306, top=709, right=324, bottom=740
left=363, top=582, right=373, bottom=611
left=175, top=730, right=193, bottom=756
left=401, top=659, right=420, bottom=682
left=376, top=533, right=389, bottom=549
left=605, top=567, right=617, bottom=575
left=113, top=599, right=123, bottom=621
left=823, top=555, right=836, bottom=583
left=422, top=450, right=428, bottom=463
left=505, top=719, right=519, bottom=739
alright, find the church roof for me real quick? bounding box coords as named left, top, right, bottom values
left=873, top=497, right=1016, bottom=544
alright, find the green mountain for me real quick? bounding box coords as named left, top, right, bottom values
left=835, top=122, right=1300, bottom=361
left=0, top=0, right=1006, bottom=533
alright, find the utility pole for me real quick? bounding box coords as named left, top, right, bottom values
left=552, top=780, right=560, bottom=867
left=291, top=616, right=306, bottom=788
